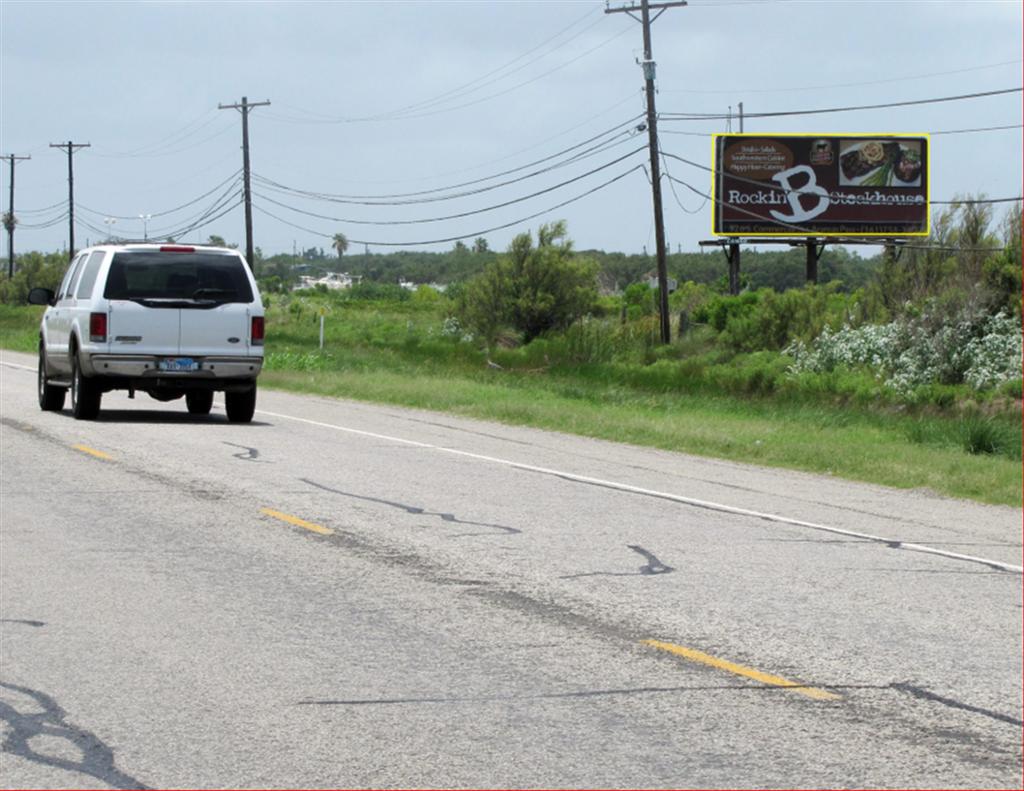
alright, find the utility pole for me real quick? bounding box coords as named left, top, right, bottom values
left=738, top=101, right=744, bottom=133
left=606, top=0, right=686, bottom=344
left=3, top=154, right=30, bottom=277
left=49, top=141, right=90, bottom=261
left=218, top=96, right=270, bottom=270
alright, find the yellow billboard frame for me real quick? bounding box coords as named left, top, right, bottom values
left=710, top=132, right=932, bottom=237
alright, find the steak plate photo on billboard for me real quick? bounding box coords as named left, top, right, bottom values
left=712, top=134, right=930, bottom=236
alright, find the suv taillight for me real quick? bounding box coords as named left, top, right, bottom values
left=251, top=316, right=265, bottom=346
left=89, top=312, right=107, bottom=343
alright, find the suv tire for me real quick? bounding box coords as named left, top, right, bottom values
left=70, top=354, right=102, bottom=420
left=224, top=384, right=257, bottom=424
left=38, top=345, right=67, bottom=412
left=186, top=390, right=214, bottom=415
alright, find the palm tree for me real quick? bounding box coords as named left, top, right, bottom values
left=332, top=232, right=349, bottom=259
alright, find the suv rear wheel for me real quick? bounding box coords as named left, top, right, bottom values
left=186, top=390, right=214, bottom=415
left=70, top=354, right=102, bottom=420
left=38, top=345, right=67, bottom=412
left=224, top=384, right=257, bottom=423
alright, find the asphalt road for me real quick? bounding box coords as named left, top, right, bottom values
left=1, top=349, right=1021, bottom=789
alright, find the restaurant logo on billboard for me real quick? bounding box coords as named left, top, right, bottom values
left=712, top=134, right=930, bottom=237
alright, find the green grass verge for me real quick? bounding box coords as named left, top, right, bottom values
left=261, top=365, right=1022, bottom=507
left=2, top=302, right=1020, bottom=506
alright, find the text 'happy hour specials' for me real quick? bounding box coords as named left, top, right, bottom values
left=712, top=134, right=930, bottom=236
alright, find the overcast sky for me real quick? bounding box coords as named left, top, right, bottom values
left=2, top=0, right=1021, bottom=259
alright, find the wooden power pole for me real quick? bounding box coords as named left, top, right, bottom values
left=605, top=0, right=687, bottom=344
left=49, top=141, right=90, bottom=261
left=3, top=153, right=30, bottom=277
left=219, top=96, right=270, bottom=269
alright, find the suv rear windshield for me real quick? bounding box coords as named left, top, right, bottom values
left=104, top=252, right=254, bottom=303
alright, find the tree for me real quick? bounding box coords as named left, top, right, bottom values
left=458, top=221, right=599, bottom=343
left=472, top=237, right=489, bottom=254
left=983, top=200, right=1023, bottom=314
left=332, top=232, right=349, bottom=259
left=207, top=235, right=227, bottom=247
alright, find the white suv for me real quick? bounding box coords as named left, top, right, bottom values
left=29, top=243, right=265, bottom=422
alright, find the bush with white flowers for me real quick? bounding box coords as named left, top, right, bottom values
left=786, top=310, right=1022, bottom=394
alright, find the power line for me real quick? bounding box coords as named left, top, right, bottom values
left=660, top=152, right=707, bottom=215
left=664, top=169, right=1018, bottom=245
left=660, top=149, right=1022, bottom=206
left=252, top=165, right=643, bottom=247
left=662, top=122, right=1024, bottom=139
left=18, top=212, right=69, bottom=231
left=930, top=123, right=1023, bottom=136
left=139, top=177, right=244, bottom=239
left=658, top=59, right=1023, bottom=96
left=252, top=146, right=647, bottom=225
left=10, top=198, right=69, bottom=215
left=660, top=87, right=1023, bottom=122
left=364, top=6, right=606, bottom=122
left=90, top=111, right=231, bottom=158
left=252, top=126, right=645, bottom=205
left=350, top=92, right=647, bottom=192
left=76, top=169, right=243, bottom=220
left=263, top=12, right=628, bottom=125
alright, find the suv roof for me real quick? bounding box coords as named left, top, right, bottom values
left=83, top=243, right=241, bottom=254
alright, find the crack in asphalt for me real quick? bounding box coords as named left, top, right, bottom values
left=0, top=681, right=149, bottom=790
left=531, top=469, right=1020, bottom=574
left=560, top=545, right=675, bottom=579
left=222, top=441, right=266, bottom=462
left=298, top=682, right=844, bottom=706
left=891, top=683, right=1024, bottom=727
left=300, top=477, right=521, bottom=536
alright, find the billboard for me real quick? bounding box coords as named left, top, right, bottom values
left=712, top=134, right=929, bottom=236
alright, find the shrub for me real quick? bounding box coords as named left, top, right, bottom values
left=717, top=285, right=853, bottom=352
left=457, top=221, right=598, bottom=343
left=786, top=307, right=1022, bottom=395
left=0, top=251, right=68, bottom=305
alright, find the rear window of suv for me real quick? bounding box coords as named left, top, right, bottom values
left=103, top=252, right=254, bottom=303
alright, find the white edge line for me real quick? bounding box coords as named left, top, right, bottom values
left=3, top=360, right=1018, bottom=574
left=254, top=407, right=1023, bottom=575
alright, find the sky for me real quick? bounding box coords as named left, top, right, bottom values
left=1, top=0, right=1021, bottom=260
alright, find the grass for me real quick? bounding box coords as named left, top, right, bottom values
left=260, top=365, right=1022, bottom=506
left=3, top=300, right=1020, bottom=507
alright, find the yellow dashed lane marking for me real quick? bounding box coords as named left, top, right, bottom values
left=642, top=639, right=841, bottom=701
left=72, top=444, right=113, bottom=461
left=260, top=507, right=333, bottom=536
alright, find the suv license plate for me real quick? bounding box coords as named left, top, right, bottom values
left=158, top=357, right=199, bottom=372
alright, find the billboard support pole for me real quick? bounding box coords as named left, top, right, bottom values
left=805, top=239, right=824, bottom=284
left=728, top=242, right=741, bottom=294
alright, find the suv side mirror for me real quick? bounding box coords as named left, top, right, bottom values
left=28, top=287, right=56, bottom=306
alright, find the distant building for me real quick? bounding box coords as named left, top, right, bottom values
left=294, top=272, right=360, bottom=291
left=644, top=270, right=678, bottom=293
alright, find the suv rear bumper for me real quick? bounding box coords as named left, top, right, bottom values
left=85, top=354, right=263, bottom=379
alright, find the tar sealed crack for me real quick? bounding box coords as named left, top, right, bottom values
left=300, top=477, right=520, bottom=536
left=223, top=441, right=267, bottom=462
left=891, top=683, right=1023, bottom=727
left=561, top=545, right=674, bottom=579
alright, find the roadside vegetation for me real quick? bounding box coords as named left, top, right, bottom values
left=1, top=201, right=1020, bottom=506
